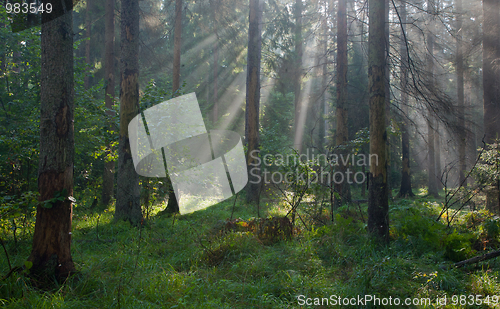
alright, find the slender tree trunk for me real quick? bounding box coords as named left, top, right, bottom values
left=483, top=0, right=500, bottom=144
left=398, top=0, right=414, bottom=197
left=172, top=0, right=182, bottom=94
left=293, top=0, right=303, bottom=152
left=115, top=0, right=142, bottom=225
left=28, top=0, right=76, bottom=281
left=334, top=0, right=351, bottom=207
left=84, top=0, right=91, bottom=89
left=426, top=0, right=439, bottom=198
left=435, top=122, right=443, bottom=189
left=384, top=0, right=392, bottom=198
left=164, top=0, right=183, bottom=214
left=212, top=0, right=219, bottom=124
left=245, top=0, right=262, bottom=204
left=319, top=3, right=328, bottom=151
left=101, top=0, right=115, bottom=206
left=456, top=0, right=466, bottom=186
left=367, top=0, right=389, bottom=242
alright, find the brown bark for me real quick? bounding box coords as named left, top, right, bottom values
left=29, top=1, right=75, bottom=282
left=102, top=0, right=115, bottom=206
left=115, top=0, right=142, bottom=225
left=398, top=0, right=414, bottom=197
left=245, top=0, right=262, bottom=204
left=367, top=0, right=389, bottom=242
left=334, top=0, right=351, bottom=207
left=293, top=0, right=303, bottom=152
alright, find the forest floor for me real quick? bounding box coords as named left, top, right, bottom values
left=2, top=187, right=500, bottom=308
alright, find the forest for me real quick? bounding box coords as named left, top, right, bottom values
left=0, top=0, right=500, bottom=307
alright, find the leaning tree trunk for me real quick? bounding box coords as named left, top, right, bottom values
left=245, top=0, right=262, bottom=204
left=398, top=0, right=414, bottom=197
left=164, top=0, right=183, bottom=214
left=334, top=0, right=351, bottom=207
left=115, top=0, right=142, bottom=225
left=101, top=0, right=115, bottom=206
left=367, top=0, right=389, bottom=242
left=28, top=0, right=76, bottom=282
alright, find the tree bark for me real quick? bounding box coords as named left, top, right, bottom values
left=334, top=0, right=351, bottom=207
left=84, top=0, right=92, bottom=89
left=426, top=0, right=439, bottom=198
left=398, top=0, right=414, bottom=197
left=102, top=0, right=115, bottom=206
left=245, top=0, right=262, bottom=204
left=172, top=0, right=182, bottom=94
left=483, top=0, right=500, bottom=144
left=367, top=0, right=389, bottom=242
left=293, top=0, right=303, bottom=152
left=28, top=0, right=76, bottom=282
left=456, top=0, right=466, bottom=186
left=115, top=0, right=142, bottom=225
left=164, top=0, right=183, bottom=214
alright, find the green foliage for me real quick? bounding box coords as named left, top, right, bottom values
left=472, top=142, right=500, bottom=186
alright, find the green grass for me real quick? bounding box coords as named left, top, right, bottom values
left=2, top=189, right=500, bottom=308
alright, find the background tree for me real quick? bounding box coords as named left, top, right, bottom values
left=334, top=0, right=351, bottom=206
left=293, top=0, right=303, bottom=151
left=101, top=0, right=116, bottom=206
left=367, top=0, right=389, bottom=242
left=115, top=0, right=142, bottom=225
left=28, top=0, right=76, bottom=281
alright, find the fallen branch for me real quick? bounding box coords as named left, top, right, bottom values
left=455, top=249, right=500, bottom=268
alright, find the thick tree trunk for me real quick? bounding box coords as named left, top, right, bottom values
left=367, top=0, right=389, bottom=242
left=29, top=0, right=76, bottom=282
left=398, top=0, right=414, bottom=197
left=102, top=0, right=115, bottom=206
left=456, top=0, right=466, bottom=186
left=293, top=0, right=303, bottom=152
left=115, top=0, right=142, bottom=225
left=334, top=0, right=351, bottom=207
left=245, top=0, right=262, bottom=204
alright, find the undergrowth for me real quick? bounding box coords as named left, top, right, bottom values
left=1, top=190, right=500, bottom=308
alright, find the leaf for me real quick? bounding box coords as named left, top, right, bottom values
left=24, top=261, right=33, bottom=270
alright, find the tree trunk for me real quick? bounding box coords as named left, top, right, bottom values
left=28, top=0, right=76, bottom=282
left=384, top=0, right=392, bottom=198
left=456, top=0, right=466, bottom=186
left=319, top=4, right=328, bottom=151
left=483, top=0, right=500, bottom=144
left=293, top=0, right=303, bottom=152
left=164, top=0, right=183, bottom=214
left=334, top=0, right=351, bottom=207
left=398, top=0, right=414, bottom=197
left=84, top=0, right=92, bottom=89
left=426, top=0, right=439, bottom=198
left=115, top=0, right=142, bottom=225
left=367, top=0, right=389, bottom=242
left=212, top=0, right=219, bottom=124
left=102, top=0, right=115, bottom=206
left=245, top=0, right=262, bottom=204
left=435, top=122, right=443, bottom=190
